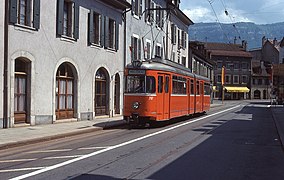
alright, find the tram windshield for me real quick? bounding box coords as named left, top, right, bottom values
left=126, top=76, right=156, bottom=93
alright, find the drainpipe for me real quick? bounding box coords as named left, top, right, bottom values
left=3, top=0, right=9, bottom=128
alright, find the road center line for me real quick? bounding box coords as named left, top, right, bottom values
left=11, top=105, right=240, bottom=180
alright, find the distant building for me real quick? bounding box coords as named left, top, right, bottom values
left=250, top=37, right=284, bottom=101
left=188, top=41, right=214, bottom=101
left=205, top=42, right=252, bottom=100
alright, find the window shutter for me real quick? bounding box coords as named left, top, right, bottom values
left=100, top=15, right=105, bottom=47
left=131, top=36, right=134, bottom=61
left=144, top=0, right=148, bottom=22
left=88, top=10, right=94, bottom=44
left=161, top=47, right=163, bottom=58
left=131, top=0, right=135, bottom=15
left=9, top=0, right=17, bottom=24
left=33, top=0, right=41, bottom=29
left=26, top=0, right=32, bottom=26
left=138, top=38, right=141, bottom=60
left=73, top=2, right=80, bottom=39
left=156, top=6, right=159, bottom=26
left=104, top=16, right=109, bottom=48
left=171, top=24, right=174, bottom=44
left=115, top=21, right=119, bottom=50
left=139, top=0, right=143, bottom=17
left=184, top=32, right=187, bottom=49
left=161, top=9, right=164, bottom=28
left=150, top=2, right=154, bottom=24
left=56, top=0, right=64, bottom=36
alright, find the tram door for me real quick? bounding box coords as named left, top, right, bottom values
left=201, top=82, right=204, bottom=111
left=157, top=74, right=170, bottom=120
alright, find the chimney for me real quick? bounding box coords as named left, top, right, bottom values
left=262, top=36, right=266, bottom=46
left=273, top=38, right=277, bottom=45
left=242, top=40, right=247, bottom=50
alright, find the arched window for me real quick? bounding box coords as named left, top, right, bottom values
left=56, top=63, right=75, bottom=119
left=95, top=68, right=109, bottom=116
left=14, top=58, right=30, bottom=123
left=254, top=90, right=261, bottom=99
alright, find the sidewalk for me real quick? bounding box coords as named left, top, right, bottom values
left=0, top=116, right=125, bottom=150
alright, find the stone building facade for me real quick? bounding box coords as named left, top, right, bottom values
left=1, top=0, right=130, bottom=128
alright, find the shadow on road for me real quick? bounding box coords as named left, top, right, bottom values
left=147, top=103, right=284, bottom=180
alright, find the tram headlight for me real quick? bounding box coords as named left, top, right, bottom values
left=132, top=102, right=140, bottom=110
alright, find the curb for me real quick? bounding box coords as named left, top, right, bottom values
left=0, top=120, right=126, bottom=150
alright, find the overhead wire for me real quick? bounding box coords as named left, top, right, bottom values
left=219, top=0, right=242, bottom=40
left=207, top=0, right=230, bottom=43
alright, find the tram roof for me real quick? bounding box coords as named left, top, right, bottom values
left=126, top=58, right=210, bottom=81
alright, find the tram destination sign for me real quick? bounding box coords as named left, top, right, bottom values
left=128, top=70, right=146, bottom=75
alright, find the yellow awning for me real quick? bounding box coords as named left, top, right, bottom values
left=224, top=86, right=250, bottom=93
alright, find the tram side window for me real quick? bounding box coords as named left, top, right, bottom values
left=158, top=76, right=163, bottom=93
left=191, top=80, right=194, bottom=94
left=165, top=76, right=169, bottom=93
left=204, top=83, right=211, bottom=95
left=172, top=75, right=186, bottom=94
left=126, top=76, right=155, bottom=93
left=196, top=81, right=200, bottom=95
left=146, top=76, right=156, bottom=93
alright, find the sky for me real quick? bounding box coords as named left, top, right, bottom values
left=180, top=0, right=284, bottom=24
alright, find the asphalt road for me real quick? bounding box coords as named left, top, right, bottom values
left=1, top=100, right=284, bottom=180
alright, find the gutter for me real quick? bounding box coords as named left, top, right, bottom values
left=3, top=0, right=9, bottom=128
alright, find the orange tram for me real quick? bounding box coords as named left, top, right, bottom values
left=124, top=58, right=211, bottom=127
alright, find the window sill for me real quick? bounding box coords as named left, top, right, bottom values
left=90, top=43, right=102, bottom=49
left=106, top=47, right=117, bottom=53
left=60, top=35, right=76, bottom=43
left=133, top=15, right=141, bottom=20
left=14, top=23, right=37, bottom=33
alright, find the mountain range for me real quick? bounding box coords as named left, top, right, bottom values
left=188, top=22, right=284, bottom=50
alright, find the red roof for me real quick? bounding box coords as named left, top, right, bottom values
left=209, top=50, right=252, bottom=58
left=205, top=42, right=252, bottom=58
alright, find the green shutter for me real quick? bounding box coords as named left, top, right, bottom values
left=73, top=2, right=79, bottom=39
left=115, top=21, right=119, bottom=50
left=26, top=0, right=31, bottom=26
left=104, top=16, right=109, bottom=48
left=56, top=0, right=64, bottom=36
left=33, top=0, right=41, bottom=29
left=88, top=10, right=94, bottom=44
left=9, top=0, right=18, bottom=24
left=138, top=38, right=141, bottom=60
left=131, top=0, right=134, bottom=15
left=139, top=0, right=142, bottom=17
left=100, top=15, right=105, bottom=47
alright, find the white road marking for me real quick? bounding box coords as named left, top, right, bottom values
left=25, top=149, right=72, bottom=154
left=0, top=159, right=37, bottom=163
left=77, top=146, right=111, bottom=150
left=43, top=155, right=83, bottom=160
left=0, top=167, right=45, bottom=173
left=11, top=105, right=240, bottom=180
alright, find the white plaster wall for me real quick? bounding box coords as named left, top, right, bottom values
left=167, top=12, right=189, bottom=66
left=8, top=0, right=125, bottom=124
left=126, top=0, right=166, bottom=64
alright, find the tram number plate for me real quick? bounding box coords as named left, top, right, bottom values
left=129, top=70, right=146, bottom=75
